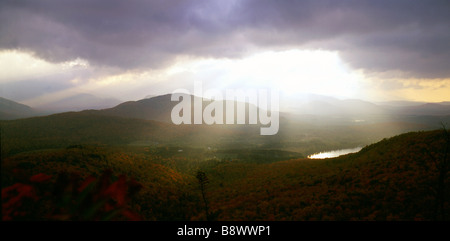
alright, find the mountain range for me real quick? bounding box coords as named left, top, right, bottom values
left=2, top=92, right=450, bottom=158
left=1, top=93, right=450, bottom=126
left=2, top=93, right=449, bottom=221
left=0, top=94, right=450, bottom=119
left=33, top=93, right=122, bottom=113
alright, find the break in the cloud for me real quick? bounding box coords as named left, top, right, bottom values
left=0, top=0, right=449, bottom=104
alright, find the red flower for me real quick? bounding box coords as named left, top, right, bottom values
left=121, top=210, right=142, bottom=221
left=78, top=176, right=97, bottom=192
left=103, top=175, right=127, bottom=206
left=30, top=173, right=52, bottom=183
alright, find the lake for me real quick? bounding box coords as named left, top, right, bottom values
left=308, top=147, right=362, bottom=159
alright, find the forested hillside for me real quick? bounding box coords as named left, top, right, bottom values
left=2, top=129, right=448, bottom=220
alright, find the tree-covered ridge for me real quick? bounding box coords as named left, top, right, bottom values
left=205, top=130, right=449, bottom=220
left=2, top=130, right=449, bottom=220
left=1, top=108, right=434, bottom=159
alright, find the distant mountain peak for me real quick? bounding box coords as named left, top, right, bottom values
left=33, top=93, right=122, bottom=113
left=0, top=97, right=36, bottom=120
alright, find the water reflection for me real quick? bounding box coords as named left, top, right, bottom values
left=308, top=147, right=362, bottom=159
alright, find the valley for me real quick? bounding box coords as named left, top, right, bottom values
left=1, top=94, right=449, bottom=221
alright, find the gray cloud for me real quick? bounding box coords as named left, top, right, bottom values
left=1, top=76, right=73, bottom=101
left=1, top=0, right=449, bottom=78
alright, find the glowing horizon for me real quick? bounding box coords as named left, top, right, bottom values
left=1, top=49, right=449, bottom=108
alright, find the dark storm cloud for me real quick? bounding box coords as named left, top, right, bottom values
left=0, top=0, right=211, bottom=68
left=235, top=0, right=450, bottom=78
left=1, top=0, right=449, bottom=78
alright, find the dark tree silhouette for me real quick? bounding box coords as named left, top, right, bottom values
left=196, top=170, right=210, bottom=221
left=435, top=125, right=450, bottom=220
left=424, top=124, right=450, bottom=220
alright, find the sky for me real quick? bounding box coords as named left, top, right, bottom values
left=1, top=0, right=449, bottom=108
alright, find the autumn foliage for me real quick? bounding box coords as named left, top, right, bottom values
left=2, top=170, right=142, bottom=221
left=2, top=130, right=449, bottom=221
